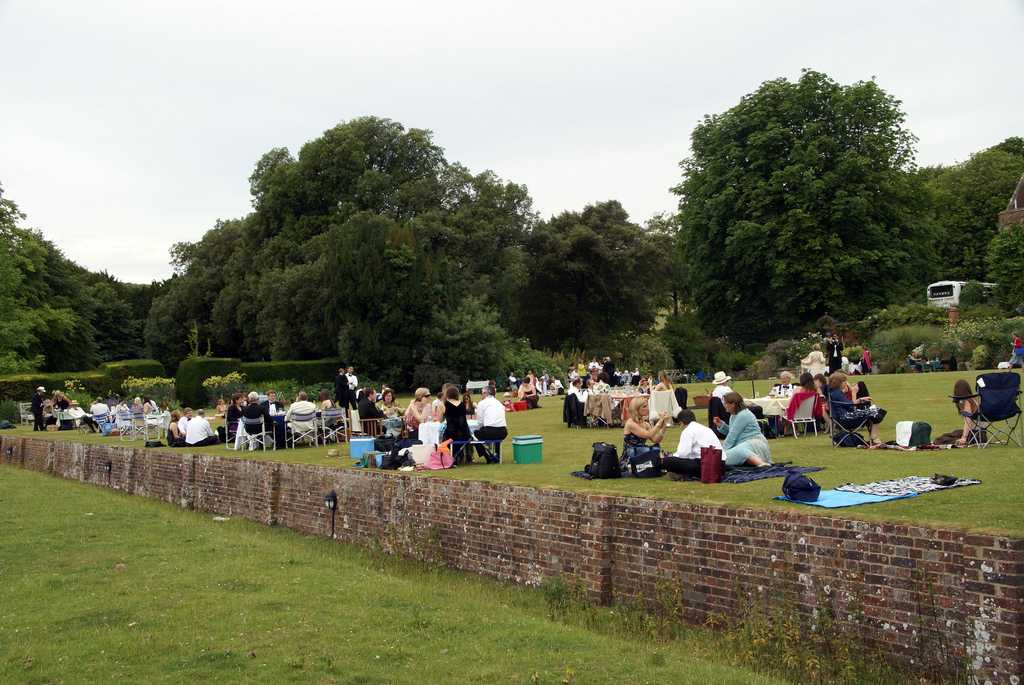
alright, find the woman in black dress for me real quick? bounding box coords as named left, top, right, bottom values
left=442, top=385, right=473, bottom=464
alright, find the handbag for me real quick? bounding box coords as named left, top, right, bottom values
left=700, top=446, right=723, bottom=483
left=627, top=445, right=663, bottom=478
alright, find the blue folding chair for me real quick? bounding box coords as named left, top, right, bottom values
left=974, top=372, right=1022, bottom=448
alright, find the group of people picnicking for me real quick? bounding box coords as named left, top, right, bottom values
left=615, top=364, right=894, bottom=476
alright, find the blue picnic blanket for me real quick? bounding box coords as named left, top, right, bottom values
left=776, top=489, right=918, bottom=508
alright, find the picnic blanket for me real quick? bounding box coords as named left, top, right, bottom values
left=570, top=462, right=823, bottom=483
left=836, top=475, right=980, bottom=497
left=776, top=490, right=918, bottom=508
left=723, top=464, right=823, bottom=484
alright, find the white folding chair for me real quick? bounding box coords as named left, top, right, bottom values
left=288, top=413, right=319, bottom=448
left=320, top=408, right=349, bottom=444
left=144, top=412, right=167, bottom=442
left=131, top=412, right=148, bottom=440
left=18, top=402, right=34, bottom=425
left=240, top=416, right=273, bottom=451
left=783, top=395, right=818, bottom=438
left=115, top=411, right=134, bottom=440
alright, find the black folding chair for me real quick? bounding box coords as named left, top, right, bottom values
left=827, top=392, right=869, bottom=448
left=973, top=372, right=1022, bottom=448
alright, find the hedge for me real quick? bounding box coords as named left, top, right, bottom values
left=0, top=359, right=171, bottom=402
left=175, top=357, right=243, bottom=408
left=101, top=359, right=165, bottom=387
left=241, top=359, right=341, bottom=386
left=0, top=370, right=110, bottom=402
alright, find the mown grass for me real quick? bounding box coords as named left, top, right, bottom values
left=0, top=467, right=786, bottom=684
left=8, top=370, right=1024, bottom=535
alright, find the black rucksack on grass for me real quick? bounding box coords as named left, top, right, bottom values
left=586, top=442, right=620, bottom=479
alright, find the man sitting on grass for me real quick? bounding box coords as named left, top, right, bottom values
left=663, top=408, right=723, bottom=480
left=184, top=409, right=220, bottom=447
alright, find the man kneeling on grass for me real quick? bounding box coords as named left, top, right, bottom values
left=184, top=409, right=220, bottom=447
left=662, top=408, right=723, bottom=481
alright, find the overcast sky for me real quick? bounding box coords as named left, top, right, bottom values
left=2, top=1, right=1021, bottom=283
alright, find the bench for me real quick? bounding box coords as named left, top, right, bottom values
left=450, top=439, right=503, bottom=464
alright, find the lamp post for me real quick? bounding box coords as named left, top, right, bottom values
left=323, top=490, right=338, bottom=538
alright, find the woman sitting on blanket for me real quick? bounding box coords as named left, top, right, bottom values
left=712, top=392, right=772, bottom=467
left=622, top=396, right=670, bottom=454
left=827, top=371, right=885, bottom=445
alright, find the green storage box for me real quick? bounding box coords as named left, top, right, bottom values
left=512, top=435, right=543, bottom=464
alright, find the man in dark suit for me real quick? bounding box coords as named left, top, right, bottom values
left=31, top=386, right=46, bottom=431
left=334, top=366, right=356, bottom=411
left=357, top=388, right=385, bottom=421
left=260, top=390, right=284, bottom=415
left=602, top=357, right=617, bottom=387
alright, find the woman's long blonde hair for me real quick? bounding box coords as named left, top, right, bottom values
left=658, top=370, right=673, bottom=389
left=629, top=396, right=650, bottom=423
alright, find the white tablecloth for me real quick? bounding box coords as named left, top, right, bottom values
left=747, top=396, right=789, bottom=417
left=418, top=422, right=443, bottom=446
left=418, top=419, right=482, bottom=446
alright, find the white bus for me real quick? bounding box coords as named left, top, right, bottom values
left=926, top=280, right=997, bottom=308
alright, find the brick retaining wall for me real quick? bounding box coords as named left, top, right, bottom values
left=1, top=436, right=1020, bottom=683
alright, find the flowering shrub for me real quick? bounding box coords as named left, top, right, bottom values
left=201, top=371, right=248, bottom=404
left=122, top=376, right=176, bottom=406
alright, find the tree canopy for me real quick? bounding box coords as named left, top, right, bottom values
left=917, top=138, right=1024, bottom=281
left=0, top=184, right=154, bottom=373
left=673, top=70, right=930, bottom=342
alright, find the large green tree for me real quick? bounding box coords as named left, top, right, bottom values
left=673, top=70, right=929, bottom=342
left=987, top=222, right=1024, bottom=312
left=146, top=117, right=535, bottom=382
left=917, top=138, right=1024, bottom=281
left=516, top=200, right=668, bottom=350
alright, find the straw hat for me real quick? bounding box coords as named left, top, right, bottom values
left=712, top=371, right=732, bottom=385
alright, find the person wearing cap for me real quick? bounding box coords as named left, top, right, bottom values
left=31, top=386, right=46, bottom=431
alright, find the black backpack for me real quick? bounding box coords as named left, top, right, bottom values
left=782, top=471, right=821, bottom=501
left=587, top=442, right=620, bottom=479
left=374, top=436, right=397, bottom=453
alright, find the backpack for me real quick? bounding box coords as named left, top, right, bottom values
left=586, top=442, right=620, bottom=479
left=782, top=472, right=821, bottom=502
left=626, top=445, right=663, bottom=478
left=896, top=421, right=932, bottom=447
left=374, top=436, right=397, bottom=453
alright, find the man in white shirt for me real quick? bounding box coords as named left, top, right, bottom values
left=285, top=391, right=318, bottom=444
left=473, top=386, right=508, bottom=463
left=663, top=409, right=723, bottom=480
left=345, top=367, right=358, bottom=393
left=177, top=408, right=192, bottom=438
left=184, top=409, right=219, bottom=447
left=88, top=398, right=112, bottom=435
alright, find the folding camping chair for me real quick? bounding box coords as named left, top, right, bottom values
left=827, top=392, right=869, bottom=447
left=239, top=416, right=274, bottom=451
left=288, top=412, right=319, bottom=448
left=971, top=372, right=1022, bottom=448
left=320, top=408, right=349, bottom=444
left=782, top=392, right=818, bottom=438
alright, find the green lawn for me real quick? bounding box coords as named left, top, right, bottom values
left=0, top=467, right=784, bottom=684
left=8, top=370, right=1023, bottom=535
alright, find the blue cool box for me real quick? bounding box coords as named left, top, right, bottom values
left=349, top=437, right=374, bottom=459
